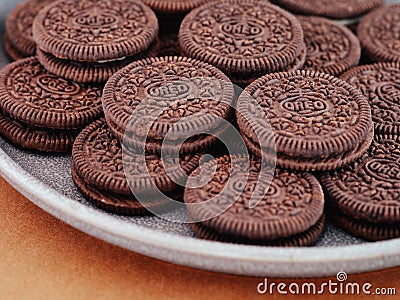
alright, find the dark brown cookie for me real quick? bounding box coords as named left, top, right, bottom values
left=340, top=62, right=400, bottom=135
left=158, top=34, right=181, bottom=57
left=140, top=0, right=210, bottom=14
left=5, top=0, right=54, bottom=58
left=0, top=112, right=77, bottom=153
left=229, top=43, right=307, bottom=88
left=3, top=34, right=24, bottom=61
left=328, top=207, right=400, bottom=242
left=71, top=166, right=171, bottom=215
left=357, top=5, right=400, bottom=63
left=190, top=214, right=325, bottom=246
left=320, top=134, right=400, bottom=224
left=36, top=39, right=160, bottom=83
left=184, top=155, right=325, bottom=241
left=179, top=0, right=304, bottom=77
left=33, top=0, right=158, bottom=62
left=102, top=56, right=235, bottom=155
left=298, top=16, right=361, bottom=76
left=72, top=119, right=201, bottom=196
left=0, top=57, right=103, bottom=130
left=272, top=0, right=383, bottom=19
left=236, top=70, right=374, bottom=171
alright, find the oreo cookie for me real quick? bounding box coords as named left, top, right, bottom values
left=102, top=56, right=235, bottom=155
left=33, top=0, right=159, bottom=82
left=0, top=57, right=103, bottom=152
left=184, top=155, right=325, bottom=246
left=179, top=0, right=304, bottom=77
left=236, top=70, right=374, bottom=171
left=320, top=134, right=400, bottom=240
left=358, top=5, right=400, bottom=63
left=340, top=62, right=400, bottom=135
left=5, top=0, right=53, bottom=59
left=298, top=16, right=361, bottom=76
left=272, top=0, right=383, bottom=19
left=158, top=34, right=181, bottom=57
left=72, top=119, right=201, bottom=215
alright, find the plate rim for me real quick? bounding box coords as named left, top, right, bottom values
left=1, top=143, right=400, bottom=278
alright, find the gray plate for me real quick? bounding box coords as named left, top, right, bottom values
left=0, top=0, right=399, bottom=278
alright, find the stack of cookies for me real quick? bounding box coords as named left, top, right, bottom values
left=1, top=0, right=400, bottom=246
left=32, top=0, right=160, bottom=83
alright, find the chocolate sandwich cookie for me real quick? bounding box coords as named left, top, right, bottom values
left=0, top=57, right=103, bottom=152
left=340, top=63, right=400, bottom=135
left=141, top=0, right=211, bottom=14
left=236, top=70, right=374, bottom=171
left=272, top=0, right=383, bottom=19
left=32, top=0, right=158, bottom=82
left=72, top=119, right=201, bottom=196
left=0, top=113, right=76, bottom=153
left=179, top=0, right=304, bottom=77
left=358, top=5, right=400, bottom=63
left=320, top=134, right=400, bottom=225
left=72, top=119, right=201, bottom=215
left=230, top=43, right=307, bottom=88
left=36, top=39, right=160, bottom=83
left=184, top=155, right=325, bottom=245
left=191, top=215, right=325, bottom=246
left=298, top=16, right=361, bottom=77
left=158, top=34, right=181, bottom=57
left=3, top=34, right=24, bottom=61
left=327, top=204, right=400, bottom=241
left=102, top=56, right=235, bottom=155
left=5, top=0, right=54, bottom=59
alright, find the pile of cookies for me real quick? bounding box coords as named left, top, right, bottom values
left=1, top=0, right=399, bottom=246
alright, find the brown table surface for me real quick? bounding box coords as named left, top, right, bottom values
left=0, top=176, right=398, bottom=299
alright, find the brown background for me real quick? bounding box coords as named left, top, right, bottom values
left=0, top=176, right=398, bottom=299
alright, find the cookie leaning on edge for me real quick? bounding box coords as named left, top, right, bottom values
left=184, top=155, right=325, bottom=246
left=236, top=70, right=374, bottom=171
left=0, top=57, right=103, bottom=152
left=32, top=0, right=159, bottom=82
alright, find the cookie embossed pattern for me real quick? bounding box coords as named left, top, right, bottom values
left=0, top=0, right=400, bottom=278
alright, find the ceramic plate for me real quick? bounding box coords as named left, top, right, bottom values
left=0, top=0, right=399, bottom=278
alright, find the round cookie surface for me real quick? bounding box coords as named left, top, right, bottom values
left=236, top=70, right=373, bottom=171
left=298, top=16, right=360, bottom=76
left=0, top=57, right=103, bottom=130
left=340, top=62, right=400, bottom=135
left=320, top=134, right=400, bottom=224
left=102, top=56, right=234, bottom=154
left=5, top=0, right=54, bottom=58
left=179, top=0, right=304, bottom=76
left=357, top=5, right=400, bottom=63
left=32, top=0, right=158, bottom=62
left=184, top=155, right=325, bottom=240
left=72, top=119, right=201, bottom=196
left=272, top=0, right=383, bottom=19
left=3, top=34, right=25, bottom=61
